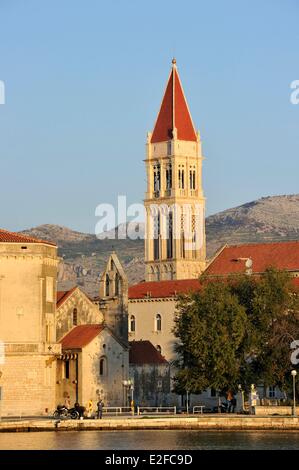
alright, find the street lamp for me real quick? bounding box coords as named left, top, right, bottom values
left=291, top=370, right=297, bottom=417
left=123, top=379, right=134, bottom=414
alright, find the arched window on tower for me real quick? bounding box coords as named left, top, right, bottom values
left=167, top=211, right=173, bottom=259
left=130, top=315, right=136, bottom=333
left=192, top=214, right=197, bottom=258
left=178, top=166, right=185, bottom=190
left=155, top=314, right=162, bottom=332
left=189, top=167, right=196, bottom=190
left=153, top=164, right=161, bottom=195
left=166, top=163, right=172, bottom=190
left=105, top=274, right=110, bottom=297
left=72, top=308, right=78, bottom=326
left=180, top=232, right=185, bottom=258
left=153, top=212, right=160, bottom=260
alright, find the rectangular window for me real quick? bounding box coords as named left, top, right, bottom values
left=210, top=388, right=217, bottom=397
left=65, top=361, right=70, bottom=379
left=46, top=277, right=54, bottom=302
left=269, top=386, right=276, bottom=398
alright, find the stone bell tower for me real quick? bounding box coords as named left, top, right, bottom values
left=98, top=252, right=128, bottom=344
left=144, top=59, right=206, bottom=282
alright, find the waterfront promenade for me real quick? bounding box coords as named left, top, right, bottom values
left=1, top=414, right=299, bottom=432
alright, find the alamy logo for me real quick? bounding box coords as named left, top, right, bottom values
left=290, top=80, right=299, bottom=105
left=0, top=81, right=5, bottom=105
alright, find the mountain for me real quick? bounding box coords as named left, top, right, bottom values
left=206, top=194, right=299, bottom=256
left=20, top=194, right=299, bottom=296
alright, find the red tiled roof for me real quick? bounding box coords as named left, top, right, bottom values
left=205, top=241, right=299, bottom=276
left=151, top=62, right=197, bottom=143
left=129, top=340, right=168, bottom=365
left=60, top=324, right=104, bottom=349
left=0, top=228, right=56, bottom=246
left=129, top=279, right=201, bottom=300
left=56, top=287, right=78, bottom=309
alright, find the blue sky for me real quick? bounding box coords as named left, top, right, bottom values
left=0, top=0, right=298, bottom=233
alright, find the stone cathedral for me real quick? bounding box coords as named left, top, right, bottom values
left=144, top=59, right=206, bottom=282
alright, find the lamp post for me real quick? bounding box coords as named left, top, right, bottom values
left=291, top=370, right=297, bottom=417
left=123, top=379, right=134, bottom=415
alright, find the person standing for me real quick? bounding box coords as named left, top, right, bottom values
left=226, top=390, right=233, bottom=413
left=97, top=399, right=104, bottom=419
left=250, top=384, right=257, bottom=414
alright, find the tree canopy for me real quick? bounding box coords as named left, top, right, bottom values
left=173, top=268, right=299, bottom=396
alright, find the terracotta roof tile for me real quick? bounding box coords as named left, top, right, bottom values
left=205, top=241, right=299, bottom=276
left=60, top=324, right=104, bottom=349
left=128, top=279, right=201, bottom=300
left=129, top=340, right=168, bottom=365
left=151, top=63, right=197, bottom=143
left=0, top=228, right=56, bottom=246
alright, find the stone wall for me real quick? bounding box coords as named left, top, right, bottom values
left=255, top=405, right=299, bottom=416
left=129, top=363, right=172, bottom=407
left=81, top=331, right=129, bottom=408
left=0, top=354, right=57, bottom=417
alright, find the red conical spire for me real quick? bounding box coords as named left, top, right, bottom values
left=151, top=59, right=197, bottom=143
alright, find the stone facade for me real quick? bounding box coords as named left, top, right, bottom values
left=56, top=287, right=103, bottom=341
left=130, top=363, right=172, bottom=407
left=96, top=252, right=128, bottom=344
left=56, top=326, right=129, bottom=409
left=129, top=340, right=172, bottom=407
left=129, top=297, right=177, bottom=361
left=0, top=234, right=60, bottom=417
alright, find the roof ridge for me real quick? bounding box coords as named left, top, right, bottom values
left=226, top=240, right=299, bottom=248
left=0, top=228, right=56, bottom=246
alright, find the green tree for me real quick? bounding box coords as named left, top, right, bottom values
left=173, top=281, right=247, bottom=394
left=174, top=268, right=299, bottom=396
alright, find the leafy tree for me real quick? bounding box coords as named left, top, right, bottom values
left=173, top=281, right=247, bottom=394
left=174, top=268, right=299, bottom=396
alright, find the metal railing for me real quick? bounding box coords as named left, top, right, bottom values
left=102, top=407, right=132, bottom=415
left=137, top=406, right=177, bottom=415
left=192, top=405, right=205, bottom=414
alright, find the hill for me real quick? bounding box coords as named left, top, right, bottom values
left=20, top=194, right=299, bottom=296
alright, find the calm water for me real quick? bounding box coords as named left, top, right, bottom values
left=0, top=430, right=299, bottom=450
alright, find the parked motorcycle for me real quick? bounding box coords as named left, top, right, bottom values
left=53, top=404, right=79, bottom=420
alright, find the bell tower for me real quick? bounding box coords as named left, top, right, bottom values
left=144, top=59, right=206, bottom=282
